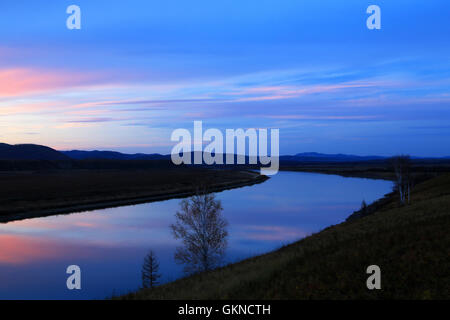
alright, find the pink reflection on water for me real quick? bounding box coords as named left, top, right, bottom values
left=0, top=234, right=72, bottom=265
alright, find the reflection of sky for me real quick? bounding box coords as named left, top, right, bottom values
left=0, top=172, right=392, bottom=299
left=0, top=1, right=449, bottom=156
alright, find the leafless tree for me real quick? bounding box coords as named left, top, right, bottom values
left=142, top=250, right=161, bottom=289
left=390, top=155, right=412, bottom=205
left=171, top=191, right=228, bottom=274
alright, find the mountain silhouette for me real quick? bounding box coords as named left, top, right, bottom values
left=62, top=150, right=168, bottom=160
left=2, top=143, right=449, bottom=163
left=0, top=143, right=70, bottom=160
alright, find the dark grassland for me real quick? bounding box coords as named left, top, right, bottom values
left=122, top=173, right=450, bottom=300
left=0, top=165, right=267, bottom=222
left=280, top=159, right=450, bottom=181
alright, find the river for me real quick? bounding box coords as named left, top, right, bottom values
left=0, top=171, right=392, bottom=299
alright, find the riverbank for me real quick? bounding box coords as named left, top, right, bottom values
left=122, top=172, right=450, bottom=299
left=280, top=159, right=450, bottom=181
left=0, top=168, right=268, bottom=223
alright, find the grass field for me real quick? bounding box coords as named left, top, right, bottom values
left=280, top=159, right=450, bottom=181
left=122, top=173, right=450, bottom=300
left=0, top=168, right=267, bottom=222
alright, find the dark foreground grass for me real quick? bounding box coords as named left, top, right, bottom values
left=0, top=168, right=266, bottom=222
left=122, top=173, right=450, bottom=300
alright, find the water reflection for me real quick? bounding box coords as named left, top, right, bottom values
left=0, top=172, right=392, bottom=299
left=171, top=192, right=228, bottom=274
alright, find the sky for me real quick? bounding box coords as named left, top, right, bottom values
left=0, top=0, right=449, bottom=156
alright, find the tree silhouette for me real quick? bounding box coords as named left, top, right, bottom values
left=141, top=250, right=161, bottom=289
left=171, top=191, right=228, bottom=274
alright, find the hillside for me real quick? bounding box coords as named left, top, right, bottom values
left=0, top=143, right=69, bottom=160
left=122, top=173, right=450, bottom=300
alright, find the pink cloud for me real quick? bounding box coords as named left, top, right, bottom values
left=0, top=68, right=108, bottom=98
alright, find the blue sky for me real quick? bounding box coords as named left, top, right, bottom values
left=0, top=0, right=449, bottom=156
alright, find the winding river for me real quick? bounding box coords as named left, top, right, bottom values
left=0, top=171, right=392, bottom=299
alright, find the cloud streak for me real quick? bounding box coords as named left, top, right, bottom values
left=0, top=68, right=106, bottom=98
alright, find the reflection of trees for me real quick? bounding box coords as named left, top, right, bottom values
left=171, top=192, right=228, bottom=274
left=141, top=250, right=161, bottom=289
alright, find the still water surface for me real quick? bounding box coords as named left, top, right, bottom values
left=0, top=172, right=392, bottom=299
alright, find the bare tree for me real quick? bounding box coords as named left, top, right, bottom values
left=171, top=191, right=228, bottom=274
left=142, top=250, right=161, bottom=289
left=390, top=155, right=412, bottom=205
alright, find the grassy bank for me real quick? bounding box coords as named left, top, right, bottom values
left=280, top=159, right=450, bottom=181
left=122, top=173, right=450, bottom=300
left=0, top=168, right=268, bottom=223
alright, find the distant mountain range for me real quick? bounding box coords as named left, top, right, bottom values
left=0, top=143, right=70, bottom=161
left=62, top=150, right=387, bottom=162
left=62, top=150, right=168, bottom=161
left=1, top=143, right=449, bottom=162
